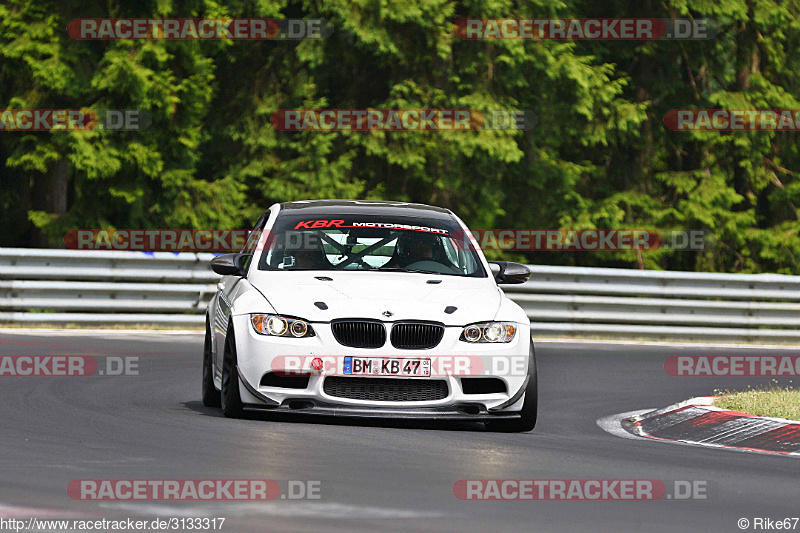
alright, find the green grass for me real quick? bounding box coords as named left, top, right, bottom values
left=714, top=382, right=800, bottom=421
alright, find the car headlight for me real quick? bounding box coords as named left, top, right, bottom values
left=459, top=322, right=516, bottom=343
left=250, top=314, right=315, bottom=338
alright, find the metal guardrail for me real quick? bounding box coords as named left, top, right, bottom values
left=514, top=266, right=800, bottom=342
left=0, top=248, right=217, bottom=324
left=1, top=247, right=799, bottom=342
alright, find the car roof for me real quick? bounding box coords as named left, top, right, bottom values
left=276, top=200, right=455, bottom=220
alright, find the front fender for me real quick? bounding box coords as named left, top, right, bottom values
left=494, top=294, right=530, bottom=326
left=230, top=279, right=276, bottom=317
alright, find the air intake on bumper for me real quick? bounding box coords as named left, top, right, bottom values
left=323, top=376, right=448, bottom=401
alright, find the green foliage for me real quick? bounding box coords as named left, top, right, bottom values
left=0, top=0, right=798, bottom=273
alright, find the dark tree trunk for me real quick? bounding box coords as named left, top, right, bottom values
left=31, top=159, right=69, bottom=247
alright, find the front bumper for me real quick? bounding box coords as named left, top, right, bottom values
left=232, top=314, right=532, bottom=417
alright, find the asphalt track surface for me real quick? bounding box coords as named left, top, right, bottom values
left=1, top=330, right=799, bottom=533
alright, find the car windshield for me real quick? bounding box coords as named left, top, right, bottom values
left=257, top=214, right=486, bottom=277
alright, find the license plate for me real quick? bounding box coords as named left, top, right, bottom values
left=343, top=357, right=431, bottom=377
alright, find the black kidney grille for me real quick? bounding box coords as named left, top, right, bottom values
left=390, top=322, right=444, bottom=349
left=323, top=377, right=448, bottom=402
left=331, top=320, right=386, bottom=348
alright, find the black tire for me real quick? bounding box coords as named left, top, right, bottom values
left=486, top=342, right=538, bottom=432
left=201, top=319, right=221, bottom=407
left=221, top=325, right=245, bottom=418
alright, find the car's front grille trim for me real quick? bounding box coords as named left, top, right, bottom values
left=331, top=319, right=386, bottom=348
left=390, top=322, right=445, bottom=349
left=323, top=376, right=449, bottom=402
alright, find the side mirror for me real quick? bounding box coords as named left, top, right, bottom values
left=488, top=261, right=531, bottom=284
left=211, top=253, right=247, bottom=276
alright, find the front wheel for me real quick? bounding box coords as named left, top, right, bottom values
left=202, top=321, right=221, bottom=407
left=221, top=326, right=245, bottom=418
left=486, top=342, right=538, bottom=432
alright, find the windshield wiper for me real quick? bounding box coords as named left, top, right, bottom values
left=376, top=267, right=445, bottom=275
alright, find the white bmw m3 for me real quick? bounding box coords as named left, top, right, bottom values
left=202, top=200, right=537, bottom=431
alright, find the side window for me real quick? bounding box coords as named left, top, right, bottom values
left=239, top=215, right=267, bottom=271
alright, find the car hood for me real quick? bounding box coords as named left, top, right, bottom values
left=247, top=271, right=502, bottom=325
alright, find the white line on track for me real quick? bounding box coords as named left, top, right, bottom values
left=595, top=410, right=655, bottom=441
left=539, top=338, right=800, bottom=350
left=0, top=503, right=89, bottom=518
left=99, top=501, right=445, bottom=519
